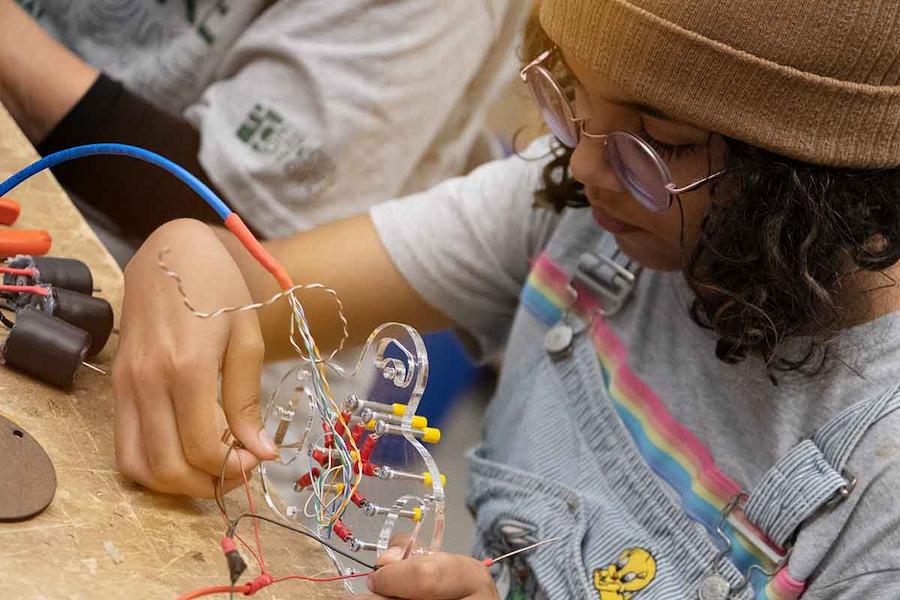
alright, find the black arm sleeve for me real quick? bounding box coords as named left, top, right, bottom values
left=36, top=73, right=222, bottom=240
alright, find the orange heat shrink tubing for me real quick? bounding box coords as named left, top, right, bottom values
left=0, top=230, right=52, bottom=256
left=0, top=198, right=21, bottom=225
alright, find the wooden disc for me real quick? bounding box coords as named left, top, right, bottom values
left=0, top=416, right=56, bottom=521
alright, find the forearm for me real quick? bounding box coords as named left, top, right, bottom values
left=216, top=214, right=452, bottom=361
left=37, top=74, right=220, bottom=239
left=0, top=0, right=97, bottom=142
left=0, top=1, right=217, bottom=239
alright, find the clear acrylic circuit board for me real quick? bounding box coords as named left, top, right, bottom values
left=259, top=323, right=445, bottom=592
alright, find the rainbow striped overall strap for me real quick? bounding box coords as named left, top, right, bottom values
left=523, top=250, right=786, bottom=592
left=523, top=233, right=900, bottom=599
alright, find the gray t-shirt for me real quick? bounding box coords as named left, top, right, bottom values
left=370, top=137, right=900, bottom=598
left=22, top=0, right=528, bottom=236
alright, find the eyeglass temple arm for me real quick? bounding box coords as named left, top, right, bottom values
left=519, top=49, right=555, bottom=81
left=666, top=169, right=726, bottom=195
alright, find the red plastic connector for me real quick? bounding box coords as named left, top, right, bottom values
left=332, top=520, right=353, bottom=543
left=311, top=448, right=329, bottom=466
left=333, top=411, right=351, bottom=437
left=295, top=467, right=321, bottom=490
left=351, top=424, right=365, bottom=443
left=322, top=421, right=334, bottom=448
left=360, top=435, right=379, bottom=462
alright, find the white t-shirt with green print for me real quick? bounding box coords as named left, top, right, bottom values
left=22, top=0, right=526, bottom=236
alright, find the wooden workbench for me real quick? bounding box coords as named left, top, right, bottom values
left=0, top=105, right=337, bottom=599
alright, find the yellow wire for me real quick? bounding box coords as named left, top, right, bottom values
left=291, top=291, right=363, bottom=527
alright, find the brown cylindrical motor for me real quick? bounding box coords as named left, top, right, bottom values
left=51, top=288, right=113, bottom=356
left=33, top=257, right=93, bottom=295
left=3, top=308, right=91, bottom=388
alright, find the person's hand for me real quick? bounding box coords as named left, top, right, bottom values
left=348, top=536, right=500, bottom=600
left=112, top=219, right=278, bottom=498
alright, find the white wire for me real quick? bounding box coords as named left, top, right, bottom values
left=303, top=488, right=320, bottom=518
left=286, top=292, right=357, bottom=526
left=158, top=249, right=359, bottom=527
left=157, top=249, right=350, bottom=363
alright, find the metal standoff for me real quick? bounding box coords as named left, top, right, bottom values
left=373, top=420, right=441, bottom=444
left=361, top=502, right=424, bottom=522
left=374, top=466, right=446, bottom=487
left=360, top=407, right=428, bottom=430
left=349, top=539, right=382, bottom=553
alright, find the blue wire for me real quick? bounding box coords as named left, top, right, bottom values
left=0, top=143, right=233, bottom=221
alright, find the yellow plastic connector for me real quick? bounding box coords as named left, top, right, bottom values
left=334, top=483, right=345, bottom=495
left=391, top=404, right=430, bottom=427
left=411, top=507, right=423, bottom=522
left=422, top=472, right=447, bottom=487
left=365, top=415, right=429, bottom=430
left=421, top=427, right=441, bottom=444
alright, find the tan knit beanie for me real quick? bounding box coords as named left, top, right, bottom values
left=539, top=0, right=900, bottom=168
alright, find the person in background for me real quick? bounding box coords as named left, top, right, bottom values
left=0, top=0, right=527, bottom=251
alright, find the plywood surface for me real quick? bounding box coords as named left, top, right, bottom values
left=0, top=104, right=337, bottom=599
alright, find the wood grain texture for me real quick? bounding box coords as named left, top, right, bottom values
left=0, top=104, right=338, bottom=599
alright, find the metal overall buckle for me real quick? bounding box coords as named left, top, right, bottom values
left=545, top=249, right=639, bottom=359
left=698, top=494, right=791, bottom=600
left=572, top=251, right=638, bottom=317
left=825, top=468, right=857, bottom=509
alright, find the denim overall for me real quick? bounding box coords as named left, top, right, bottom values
left=466, top=211, right=900, bottom=600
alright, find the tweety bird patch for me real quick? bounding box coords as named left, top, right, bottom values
left=593, top=547, right=657, bottom=600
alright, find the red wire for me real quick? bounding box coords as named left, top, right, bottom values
left=176, top=572, right=369, bottom=599
left=236, top=452, right=265, bottom=572
left=0, top=284, right=47, bottom=296
left=273, top=572, right=370, bottom=584
left=234, top=534, right=262, bottom=571
left=213, top=464, right=262, bottom=571
left=0, top=267, right=34, bottom=277
left=178, top=584, right=247, bottom=600
left=182, top=446, right=370, bottom=599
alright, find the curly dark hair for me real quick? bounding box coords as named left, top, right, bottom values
left=687, top=141, right=900, bottom=372
left=534, top=134, right=900, bottom=376
left=523, top=10, right=900, bottom=375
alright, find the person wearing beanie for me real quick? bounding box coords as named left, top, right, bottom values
left=114, top=1, right=899, bottom=598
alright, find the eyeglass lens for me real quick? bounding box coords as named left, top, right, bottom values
left=524, top=66, right=672, bottom=211
left=607, top=135, right=671, bottom=211
left=525, top=67, right=579, bottom=147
